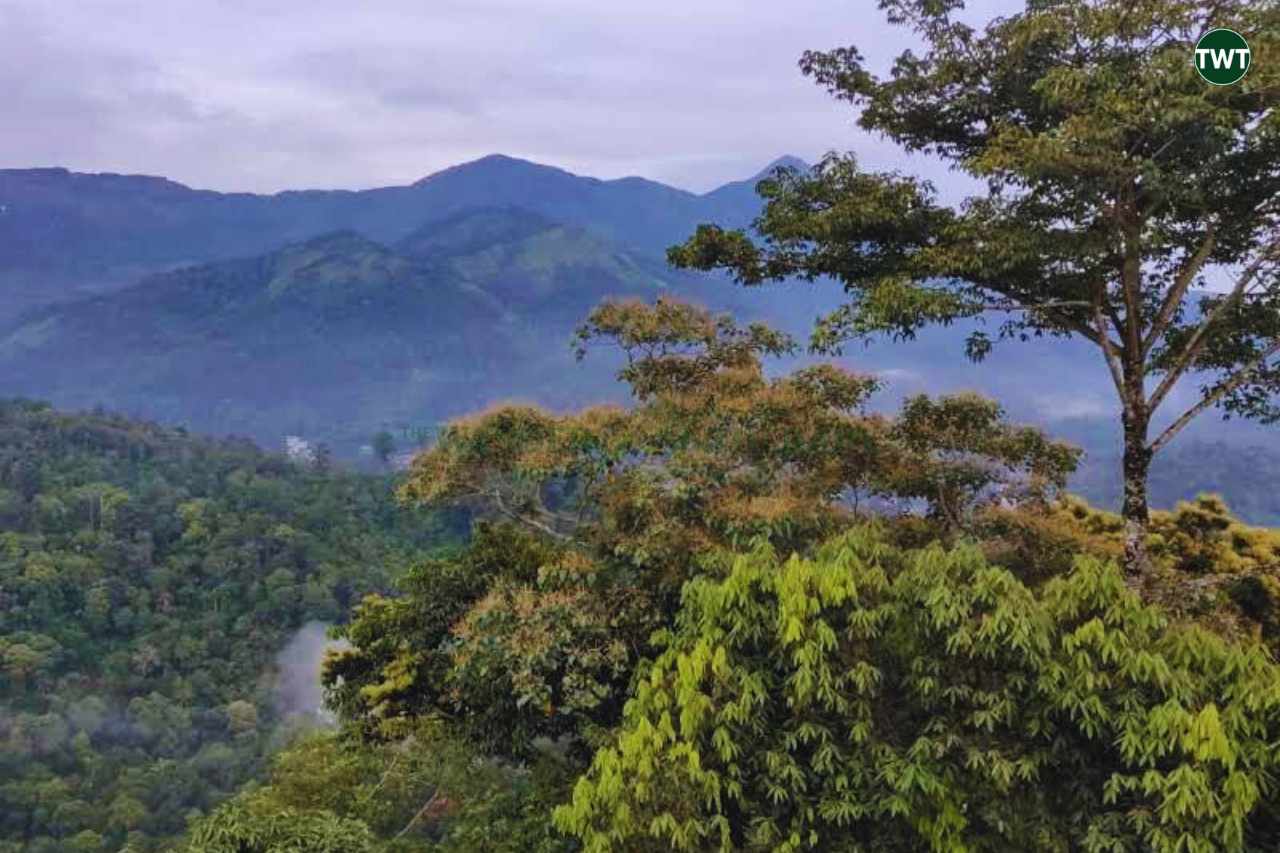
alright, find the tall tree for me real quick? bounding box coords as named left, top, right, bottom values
left=670, top=0, right=1279, bottom=575
left=327, top=299, right=1076, bottom=758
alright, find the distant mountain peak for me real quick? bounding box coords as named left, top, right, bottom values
left=470, top=153, right=532, bottom=166
left=701, top=155, right=811, bottom=201
left=412, top=153, right=581, bottom=187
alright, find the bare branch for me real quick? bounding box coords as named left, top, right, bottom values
left=357, top=755, right=402, bottom=811
left=1093, top=294, right=1128, bottom=402
left=1143, top=224, right=1217, bottom=359
left=394, top=789, right=444, bottom=841
left=1148, top=240, right=1280, bottom=413
left=489, top=490, right=573, bottom=541
left=1148, top=338, right=1280, bottom=456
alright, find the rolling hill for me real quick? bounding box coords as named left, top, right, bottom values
left=0, top=155, right=797, bottom=322
left=3, top=154, right=1279, bottom=522
left=0, top=208, right=735, bottom=454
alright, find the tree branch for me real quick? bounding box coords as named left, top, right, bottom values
left=1147, top=240, right=1280, bottom=413
left=394, top=789, right=443, bottom=841
left=489, top=490, right=573, bottom=541
left=1142, top=224, right=1217, bottom=359
left=1148, top=337, right=1280, bottom=456
left=975, top=299, right=1095, bottom=311
left=971, top=295, right=1123, bottom=350
left=358, top=755, right=401, bottom=810
left=1094, top=294, right=1128, bottom=402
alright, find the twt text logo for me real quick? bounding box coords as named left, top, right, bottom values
left=1194, top=29, right=1251, bottom=86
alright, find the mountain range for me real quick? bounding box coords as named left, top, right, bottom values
left=0, top=206, right=747, bottom=450
left=1, top=153, right=1278, bottom=520
left=0, top=154, right=811, bottom=447
left=0, top=154, right=801, bottom=321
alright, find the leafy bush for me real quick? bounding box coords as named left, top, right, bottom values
left=556, top=527, right=1280, bottom=852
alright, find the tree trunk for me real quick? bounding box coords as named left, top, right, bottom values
left=1121, top=408, right=1152, bottom=577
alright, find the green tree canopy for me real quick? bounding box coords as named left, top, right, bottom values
left=555, top=527, right=1280, bottom=852
left=325, top=300, right=1076, bottom=758
left=252, top=297, right=1280, bottom=851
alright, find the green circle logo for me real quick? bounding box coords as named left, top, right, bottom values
left=1194, top=29, right=1251, bottom=85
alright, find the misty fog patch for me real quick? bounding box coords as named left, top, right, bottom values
left=272, top=620, right=349, bottom=725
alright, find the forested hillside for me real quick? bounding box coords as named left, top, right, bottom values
left=0, top=210, right=740, bottom=457
left=0, top=155, right=786, bottom=323
left=180, top=300, right=1280, bottom=852
left=6, top=202, right=1279, bottom=525
left=0, top=400, right=462, bottom=852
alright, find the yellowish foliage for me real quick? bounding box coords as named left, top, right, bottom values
left=985, top=494, right=1280, bottom=650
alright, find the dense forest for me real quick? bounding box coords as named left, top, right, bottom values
left=175, top=300, right=1280, bottom=851
left=5, top=305, right=1278, bottom=852
left=0, top=400, right=463, bottom=852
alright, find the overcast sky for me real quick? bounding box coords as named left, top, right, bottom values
left=2, top=1, right=1019, bottom=194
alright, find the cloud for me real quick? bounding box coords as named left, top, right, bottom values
left=1034, top=393, right=1113, bottom=422
left=0, top=0, right=1021, bottom=193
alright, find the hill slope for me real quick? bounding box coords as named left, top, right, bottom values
left=0, top=155, right=784, bottom=321
left=0, top=210, right=730, bottom=454
left=4, top=157, right=1279, bottom=522
left=0, top=399, right=458, bottom=852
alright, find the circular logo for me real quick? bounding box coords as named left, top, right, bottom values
left=1194, top=29, right=1252, bottom=86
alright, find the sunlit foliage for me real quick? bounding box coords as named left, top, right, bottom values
left=555, top=527, right=1280, bottom=852
left=325, top=300, right=1076, bottom=760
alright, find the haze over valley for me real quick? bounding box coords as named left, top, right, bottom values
left=2, top=154, right=1276, bottom=520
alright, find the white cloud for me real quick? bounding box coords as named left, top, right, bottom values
left=1, top=0, right=1021, bottom=193
left=1034, top=394, right=1112, bottom=421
